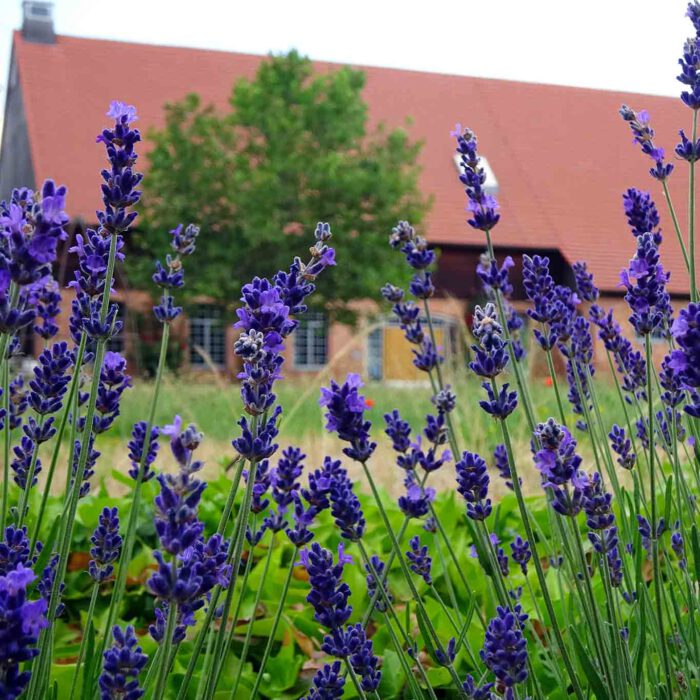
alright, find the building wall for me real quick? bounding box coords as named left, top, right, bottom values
left=0, top=50, right=35, bottom=199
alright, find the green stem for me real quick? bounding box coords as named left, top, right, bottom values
left=495, top=404, right=585, bottom=700
left=661, top=180, right=690, bottom=272
left=16, top=414, right=46, bottom=528
left=68, top=583, right=100, bottom=700
left=690, top=109, right=698, bottom=302
left=544, top=346, right=567, bottom=427
left=202, top=455, right=259, bottom=699
left=645, top=334, right=674, bottom=698
left=1, top=358, right=10, bottom=533
left=360, top=462, right=469, bottom=698
left=344, top=658, right=371, bottom=700
left=248, top=549, right=297, bottom=699
left=31, top=232, right=120, bottom=700
left=31, top=333, right=87, bottom=552
left=228, top=529, right=273, bottom=699
left=174, top=457, right=247, bottom=700
left=91, top=322, right=171, bottom=682
left=357, top=540, right=434, bottom=700
left=152, top=596, right=178, bottom=699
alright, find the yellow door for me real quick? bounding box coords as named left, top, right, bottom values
left=383, top=326, right=443, bottom=381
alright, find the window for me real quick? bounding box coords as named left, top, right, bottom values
left=453, top=153, right=499, bottom=196
left=189, top=305, right=226, bottom=367
left=294, top=312, right=328, bottom=369
left=367, top=327, right=383, bottom=381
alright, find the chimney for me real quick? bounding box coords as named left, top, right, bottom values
left=21, top=1, right=55, bottom=44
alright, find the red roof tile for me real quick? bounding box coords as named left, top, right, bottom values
left=11, top=31, right=699, bottom=293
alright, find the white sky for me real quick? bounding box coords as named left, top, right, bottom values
left=0, top=0, right=694, bottom=122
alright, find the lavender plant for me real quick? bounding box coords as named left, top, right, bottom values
left=2, top=3, right=700, bottom=699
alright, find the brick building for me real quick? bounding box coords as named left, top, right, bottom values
left=1, top=2, right=696, bottom=380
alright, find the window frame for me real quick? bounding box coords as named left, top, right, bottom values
left=189, top=304, right=226, bottom=368
left=293, top=312, right=328, bottom=371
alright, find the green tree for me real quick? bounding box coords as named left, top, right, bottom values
left=135, top=50, right=430, bottom=316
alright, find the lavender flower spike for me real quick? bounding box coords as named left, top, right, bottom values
left=319, top=374, right=376, bottom=462
left=99, top=625, right=147, bottom=700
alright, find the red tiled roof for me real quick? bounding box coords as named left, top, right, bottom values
left=10, top=31, right=699, bottom=293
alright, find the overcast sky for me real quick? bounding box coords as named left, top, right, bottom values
left=0, top=0, right=694, bottom=118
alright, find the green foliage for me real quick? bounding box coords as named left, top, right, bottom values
left=136, top=51, right=430, bottom=318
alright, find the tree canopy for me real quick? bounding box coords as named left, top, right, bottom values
left=135, top=50, right=430, bottom=317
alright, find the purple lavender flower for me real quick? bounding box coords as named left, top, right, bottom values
left=99, top=625, right=147, bottom=700
left=69, top=103, right=140, bottom=344
left=8, top=375, right=28, bottom=430
left=477, top=254, right=514, bottom=297
left=479, top=381, right=518, bottom=419
left=285, top=493, right=317, bottom=547
left=581, top=472, right=615, bottom=532
left=470, top=303, right=509, bottom=378
left=344, top=623, right=382, bottom=691
left=384, top=410, right=412, bottom=453
left=609, top=424, right=636, bottom=470
left=300, top=542, right=353, bottom=630
left=127, top=421, right=159, bottom=482
left=678, top=123, right=700, bottom=163
left=92, top=351, right=132, bottom=433
left=462, top=674, right=495, bottom=699
left=493, top=443, right=520, bottom=490
left=659, top=353, right=684, bottom=408
left=89, top=507, right=122, bottom=583
left=456, top=451, right=492, bottom=521
left=620, top=232, right=671, bottom=337
left=453, top=127, right=501, bottom=231
left=406, top=535, right=432, bottom=585
left=533, top=419, right=582, bottom=486
left=0, top=527, right=37, bottom=575
left=397, top=474, right=435, bottom=519
left=38, top=553, right=64, bottom=618
left=152, top=223, right=199, bottom=322
left=432, top=386, right=457, bottom=413
left=435, top=636, right=457, bottom=666
left=522, top=254, right=558, bottom=349
left=677, top=11, right=700, bottom=110
left=328, top=467, right=365, bottom=541
left=409, top=271, right=435, bottom=299
left=320, top=374, right=376, bottom=462
left=0, top=566, right=48, bottom=700
left=572, top=261, right=599, bottom=303
left=562, top=315, right=595, bottom=431
left=623, top=188, right=662, bottom=242
left=380, top=283, right=403, bottom=303
left=271, top=446, right=305, bottom=507
left=170, top=222, right=200, bottom=256
left=510, top=536, right=531, bottom=575
left=619, top=106, right=674, bottom=180
left=533, top=419, right=585, bottom=517
left=671, top=524, right=687, bottom=570
left=11, top=436, right=40, bottom=490
left=28, top=341, right=71, bottom=416
left=69, top=434, right=100, bottom=498
left=670, top=303, right=700, bottom=416
left=0, top=180, right=69, bottom=292
left=305, top=661, right=345, bottom=700
left=32, top=277, right=61, bottom=339
left=481, top=606, right=528, bottom=690
left=390, top=221, right=436, bottom=270
left=248, top=459, right=271, bottom=515
left=365, top=555, right=391, bottom=613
